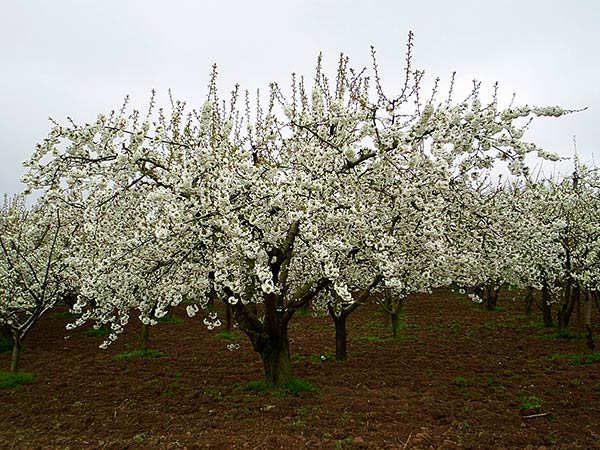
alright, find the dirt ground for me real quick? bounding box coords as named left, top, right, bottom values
left=1, top=288, right=599, bottom=449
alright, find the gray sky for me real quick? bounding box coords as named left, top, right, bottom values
left=2, top=0, right=599, bottom=196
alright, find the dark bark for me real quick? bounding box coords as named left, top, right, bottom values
left=141, top=323, right=149, bottom=353
left=224, top=301, right=233, bottom=334
left=542, top=283, right=553, bottom=327
left=558, top=283, right=579, bottom=330
left=584, top=292, right=594, bottom=351
left=10, top=332, right=22, bottom=374
left=390, top=312, right=400, bottom=339
left=333, top=314, right=348, bottom=360
left=485, top=284, right=499, bottom=311
left=524, top=286, right=534, bottom=315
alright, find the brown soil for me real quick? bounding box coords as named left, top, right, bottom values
left=1, top=288, right=599, bottom=449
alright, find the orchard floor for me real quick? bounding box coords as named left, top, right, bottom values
left=1, top=289, right=600, bottom=450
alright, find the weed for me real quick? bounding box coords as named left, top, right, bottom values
left=570, top=379, right=581, bottom=387
left=593, top=383, right=600, bottom=395
left=551, top=351, right=600, bottom=365
left=113, top=349, right=165, bottom=361
left=240, top=378, right=318, bottom=397
left=454, top=376, right=468, bottom=387
left=520, top=395, right=543, bottom=411
left=133, top=433, right=147, bottom=443
left=204, top=387, right=224, bottom=401
left=0, top=372, right=37, bottom=389
left=297, top=406, right=309, bottom=415
left=334, top=438, right=355, bottom=449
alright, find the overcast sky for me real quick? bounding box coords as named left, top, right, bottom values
left=2, top=0, right=599, bottom=196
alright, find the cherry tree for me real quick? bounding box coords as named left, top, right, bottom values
left=0, top=195, right=75, bottom=373
left=22, top=34, right=573, bottom=384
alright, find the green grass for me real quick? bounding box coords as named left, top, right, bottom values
left=53, top=310, right=81, bottom=319
left=113, top=349, right=165, bottom=361
left=84, top=326, right=111, bottom=337
left=0, top=371, right=37, bottom=389
left=551, top=351, right=600, bottom=365
left=240, top=377, right=319, bottom=397
left=454, top=376, right=469, bottom=387
left=520, top=395, right=543, bottom=411
left=542, top=329, right=579, bottom=339
left=215, top=330, right=238, bottom=340
left=157, top=313, right=183, bottom=325
left=334, top=437, right=355, bottom=450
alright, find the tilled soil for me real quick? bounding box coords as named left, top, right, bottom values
left=1, top=288, right=599, bottom=449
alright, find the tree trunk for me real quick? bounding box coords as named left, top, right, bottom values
left=583, top=291, right=594, bottom=351
left=390, top=313, right=400, bottom=340
left=524, top=286, right=534, bottom=315
left=141, top=323, right=149, bottom=354
left=559, top=283, right=579, bottom=330
left=542, top=283, right=553, bottom=327
left=485, top=284, right=499, bottom=311
left=10, top=332, right=22, bottom=374
left=333, top=313, right=348, bottom=360
left=225, top=301, right=233, bottom=334
left=260, top=331, right=292, bottom=386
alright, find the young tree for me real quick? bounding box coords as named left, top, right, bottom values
left=0, top=196, right=74, bottom=373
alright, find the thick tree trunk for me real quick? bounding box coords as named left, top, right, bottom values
left=10, top=332, right=22, bottom=374
left=542, top=284, right=553, bottom=328
left=260, top=331, right=292, bottom=386
left=485, top=285, right=499, bottom=311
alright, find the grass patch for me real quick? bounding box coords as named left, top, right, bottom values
left=157, top=313, right=183, bottom=325
left=0, top=371, right=37, bottom=389
left=84, top=325, right=111, bottom=337
left=520, top=395, right=543, bottom=411
left=240, top=377, right=318, bottom=397
left=53, top=310, right=81, bottom=319
left=215, top=330, right=238, bottom=340
left=542, top=329, right=579, bottom=339
left=551, top=351, right=600, bottom=365
left=113, top=349, right=165, bottom=361
left=360, top=334, right=416, bottom=343
left=454, top=376, right=469, bottom=387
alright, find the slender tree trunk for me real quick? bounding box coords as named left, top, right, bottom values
left=141, top=323, right=149, bottom=354
left=10, top=332, right=22, bottom=374
left=225, top=301, right=233, bottom=334
left=524, top=286, right=534, bottom=315
left=559, top=282, right=579, bottom=330
left=485, top=284, right=499, bottom=311
left=390, top=312, right=400, bottom=340
left=584, top=291, right=594, bottom=351
left=542, top=283, right=553, bottom=327
left=332, top=313, right=348, bottom=360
